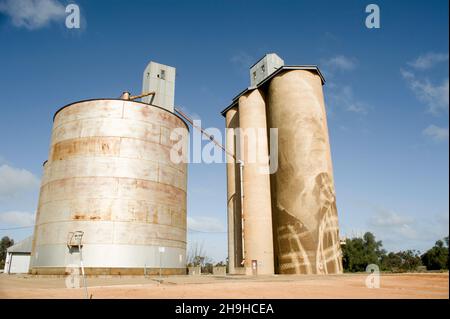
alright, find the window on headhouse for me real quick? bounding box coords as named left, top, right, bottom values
left=160, top=69, right=166, bottom=80
left=261, top=64, right=265, bottom=73
left=253, top=71, right=257, bottom=80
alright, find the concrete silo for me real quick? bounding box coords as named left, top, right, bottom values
left=225, top=107, right=244, bottom=274
left=30, top=61, right=189, bottom=275
left=222, top=54, right=343, bottom=275
left=236, top=89, right=274, bottom=275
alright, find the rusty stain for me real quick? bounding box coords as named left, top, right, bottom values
left=152, top=213, right=158, bottom=224
left=52, top=137, right=120, bottom=161
left=140, top=105, right=152, bottom=118
left=73, top=214, right=101, bottom=221
left=31, top=99, right=188, bottom=275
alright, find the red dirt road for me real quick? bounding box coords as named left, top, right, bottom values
left=0, top=273, right=447, bottom=299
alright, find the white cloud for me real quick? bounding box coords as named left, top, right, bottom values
left=422, top=124, right=449, bottom=142
left=187, top=216, right=226, bottom=233
left=0, top=210, right=35, bottom=226
left=401, top=69, right=449, bottom=115
left=321, top=56, right=368, bottom=117
left=401, top=52, right=449, bottom=115
left=367, top=207, right=449, bottom=252
left=408, top=52, right=449, bottom=70
left=369, top=210, right=415, bottom=228
left=0, top=164, right=40, bottom=199
left=368, top=209, right=418, bottom=240
left=0, top=0, right=65, bottom=30
left=327, top=85, right=369, bottom=114
left=322, top=55, right=357, bottom=72
left=424, top=213, right=449, bottom=241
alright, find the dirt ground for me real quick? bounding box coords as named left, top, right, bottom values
left=0, top=272, right=448, bottom=299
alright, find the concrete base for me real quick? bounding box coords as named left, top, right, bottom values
left=229, top=267, right=246, bottom=275
left=188, top=266, right=201, bottom=276
left=212, top=267, right=226, bottom=276
left=30, top=267, right=186, bottom=276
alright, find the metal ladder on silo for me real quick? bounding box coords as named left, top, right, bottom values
left=67, top=231, right=89, bottom=299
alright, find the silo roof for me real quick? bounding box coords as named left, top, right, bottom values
left=220, top=65, right=325, bottom=117
left=7, top=236, right=33, bottom=253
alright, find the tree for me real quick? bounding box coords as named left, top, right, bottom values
left=215, top=261, right=226, bottom=267
left=186, top=242, right=213, bottom=273
left=0, top=236, right=14, bottom=269
left=342, top=232, right=385, bottom=272
left=421, top=237, right=449, bottom=270
left=381, top=250, right=422, bottom=272
left=380, top=252, right=402, bottom=271
left=342, top=233, right=449, bottom=273
left=399, top=250, right=422, bottom=271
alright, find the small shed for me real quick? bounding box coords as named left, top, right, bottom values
left=3, top=236, right=32, bottom=274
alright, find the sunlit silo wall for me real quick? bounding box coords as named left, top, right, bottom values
left=30, top=99, right=188, bottom=275
left=267, top=70, right=342, bottom=274
left=237, top=89, right=274, bottom=275
left=223, top=54, right=343, bottom=275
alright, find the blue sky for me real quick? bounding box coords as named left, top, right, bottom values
left=0, top=0, right=448, bottom=262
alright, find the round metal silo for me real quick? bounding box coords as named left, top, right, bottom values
left=30, top=99, right=188, bottom=275
left=267, top=70, right=343, bottom=275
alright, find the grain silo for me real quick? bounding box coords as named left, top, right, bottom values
left=30, top=61, right=189, bottom=275
left=222, top=53, right=343, bottom=275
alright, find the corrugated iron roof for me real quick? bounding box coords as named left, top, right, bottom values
left=7, top=236, right=33, bottom=253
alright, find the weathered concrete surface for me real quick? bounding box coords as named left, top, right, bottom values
left=238, top=89, right=274, bottom=275
left=267, top=70, right=343, bottom=274
left=225, top=107, right=243, bottom=273
left=0, top=273, right=447, bottom=299
left=31, top=99, right=188, bottom=275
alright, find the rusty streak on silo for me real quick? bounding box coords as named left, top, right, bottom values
left=30, top=63, right=189, bottom=275
left=221, top=53, right=343, bottom=275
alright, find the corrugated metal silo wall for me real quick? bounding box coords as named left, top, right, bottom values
left=30, top=99, right=188, bottom=275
